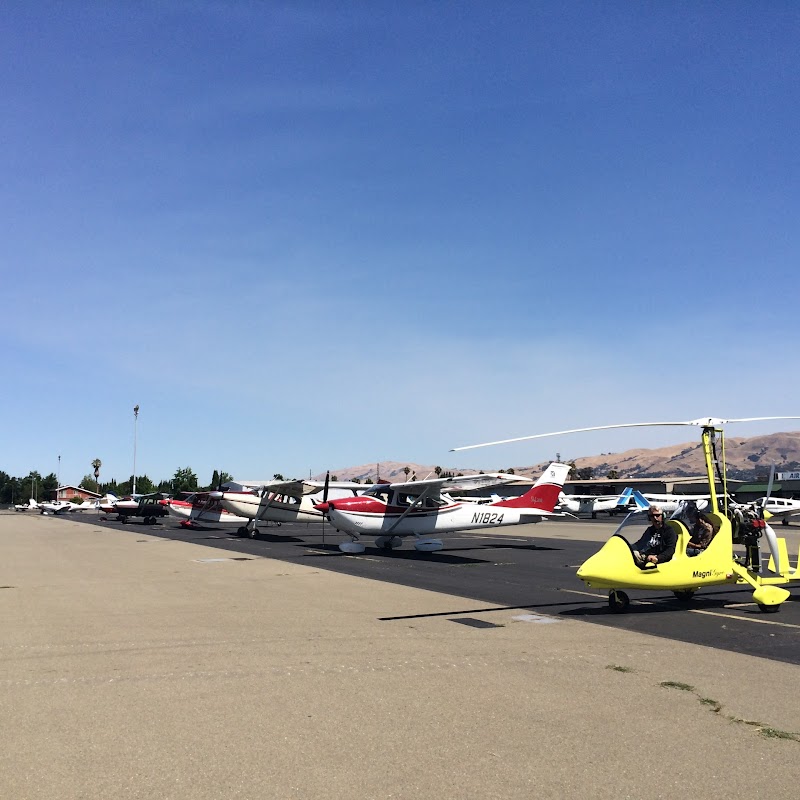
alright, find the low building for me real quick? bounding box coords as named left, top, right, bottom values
left=52, top=486, right=102, bottom=502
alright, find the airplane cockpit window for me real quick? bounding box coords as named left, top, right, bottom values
left=423, top=496, right=445, bottom=508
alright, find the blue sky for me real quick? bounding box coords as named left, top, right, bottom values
left=2, top=2, right=799, bottom=486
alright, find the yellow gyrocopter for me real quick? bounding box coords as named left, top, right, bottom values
left=453, top=416, right=800, bottom=613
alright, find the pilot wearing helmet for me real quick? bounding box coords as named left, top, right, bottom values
left=632, top=505, right=677, bottom=568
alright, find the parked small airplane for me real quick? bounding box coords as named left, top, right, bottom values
left=314, top=463, right=571, bottom=553
left=105, top=494, right=169, bottom=524
left=557, top=488, right=636, bottom=518
left=14, top=498, right=41, bottom=512
left=213, top=479, right=368, bottom=538
left=160, top=493, right=251, bottom=529
left=760, top=496, right=800, bottom=525
left=39, top=499, right=99, bottom=514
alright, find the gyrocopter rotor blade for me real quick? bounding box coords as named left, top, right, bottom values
left=451, top=416, right=800, bottom=452
left=763, top=464, right=776, bottom=507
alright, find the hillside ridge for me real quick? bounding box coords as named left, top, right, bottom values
left=317, top=431, right=800, bottom=483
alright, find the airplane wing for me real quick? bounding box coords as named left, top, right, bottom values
left=223, top=479, right=317, bottom=497
left=372, top=473, right=522, bottom=497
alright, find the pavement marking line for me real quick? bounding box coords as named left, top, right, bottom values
left=688, top=609, right=800, bottom=629
left=559, top=588, right=611, bottom=600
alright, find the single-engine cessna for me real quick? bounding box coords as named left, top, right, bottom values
left=212, top=479, right=367, bottom=538
left=160, top=492, right=251, bottom=529
left=314, top=463, right=570, bottom=553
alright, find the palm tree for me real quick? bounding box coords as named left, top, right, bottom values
left=92, top=459, right=102, bottom=494
left=403, top=466, right=410, bottom=480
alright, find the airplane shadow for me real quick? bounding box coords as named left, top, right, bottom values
left=460, top=542, right=562, bottom=552
left=300, top=543, right=489, bottom=565
left=558, top=587, right=776, bottom=618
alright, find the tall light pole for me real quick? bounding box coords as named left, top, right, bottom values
left=57, top=455, right=61, bottom=500
left=133, top=405, right=139, bottom=496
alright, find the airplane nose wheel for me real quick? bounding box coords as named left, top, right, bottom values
left=608, top=590, right=630, bottom=613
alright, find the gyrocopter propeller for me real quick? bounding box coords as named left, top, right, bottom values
left=453, top=416, right=800, bottom=613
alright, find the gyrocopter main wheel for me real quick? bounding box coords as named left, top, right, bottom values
left=608, top=590, right=630, bottom=613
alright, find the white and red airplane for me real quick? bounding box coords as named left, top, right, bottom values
left=160, top=492, right=251, bottom=529
left=314, top=462, right=571, bottom=553
left=212, top=479, right=367, bottom=538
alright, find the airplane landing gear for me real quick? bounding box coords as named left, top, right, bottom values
left=414, top=538, right=444, bottom=552
left=673, top=589, right=696, bottom=603
left=608, top=590, right=630, bottom=613
left=339, top=540, right=366, bottom=554
left=375, top=536, right=403, bottom=551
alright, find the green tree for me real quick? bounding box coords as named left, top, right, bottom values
left=607, top=469, right=619, bottom=480
left=434, top=466, right=442, bottom=477
left=171, top=467, right=198, bottom=496
left=568, top=462, right=578, bottom=480
left=403, top=466, right=410, bottom=480
left=40, top=472, right=57, bottom=500
left=207, top=470, right=234, bottom=490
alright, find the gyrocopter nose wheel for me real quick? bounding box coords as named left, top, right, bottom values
left=608, top=590, right=630, bottom=613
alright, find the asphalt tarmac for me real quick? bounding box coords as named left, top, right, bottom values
left=71, top=511, right=800, bottom=666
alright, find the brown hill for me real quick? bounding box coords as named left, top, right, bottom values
left=320, top=432, right=800, bottom=483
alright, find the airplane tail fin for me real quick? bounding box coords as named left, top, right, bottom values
left=493, top=463, right=571, bottom=510
left=615, top=487, right=634, bottom=507
left=629, top=490, right=650, bottom=510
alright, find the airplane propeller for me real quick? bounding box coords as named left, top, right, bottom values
left=321, top=470, right=330, bottom=545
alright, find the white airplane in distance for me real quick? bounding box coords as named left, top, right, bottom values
left=557, top=488, right=637, bottom=518
left=314, top=463, right=571, bottom=553
left=14, top=498, right=41, bottom=512
left=759, top=496, right=800, bottom=525
left=39, top=498, right=100, bottom=515
left=629, top=490, right=712, bottom=515
left=212, top=478, right=368, bottom=538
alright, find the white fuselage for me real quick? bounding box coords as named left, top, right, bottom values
left=761, top=497, right=800, bottom=519
left=218, top=489, right=358, bottom=524
left=327, top=502, right=546, bottom=537
left=558, top=495, right=627, bottom=515
left=641, top=493, right=710, bottom=513
left=165, top=500, right=249, bottom=526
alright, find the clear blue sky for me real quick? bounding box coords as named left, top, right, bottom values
left=2, top=2, right=799, bottom=486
